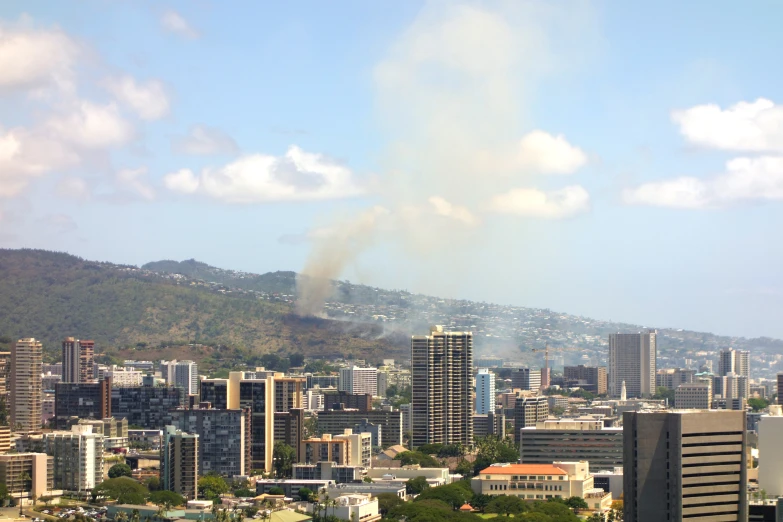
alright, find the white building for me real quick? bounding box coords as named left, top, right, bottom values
left=308, top=494, right=380, bottom=522
left=674, top=381, right=712, bottom=409
left=99, top=365, right=143, bottom=387
left=160, top=360, right=199, bottom=395
left=43, top=425, right=104, bottom=493
left=475, top=368, right=496, bottom=415
left=339, top=366, right=378, bottom=396
left=719, top=348, right=750, bottom=398
left=759, top=405, right=783, bottom=496
left=306, top=389, right=325, bottom=412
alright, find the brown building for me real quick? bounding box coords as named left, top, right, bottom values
left=513, top=396, right=548, bottom=445
left=54, top=377, right=111, bottom=428
left=274, top=408, right=304, bottom=462
left=62, top=338, right=95, bottom=383
left=323, top=391, right=372, bottom=412
left=161, top=426, right=198, bottom=500
left=0, top=453, right=53, bottom=503
left=10, top=339, right=43, bottom=433
left=564, top=365, right=607, bottom=395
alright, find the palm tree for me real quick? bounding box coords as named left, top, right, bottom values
left=17, top=471, right=31, bottom=517
left=130, top=508, right=141, bottom=522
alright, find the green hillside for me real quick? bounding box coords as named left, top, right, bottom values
left=0, top=249, right=406, bottom=366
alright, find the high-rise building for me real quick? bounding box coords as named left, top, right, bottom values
left=623, top=410, right=747, bottom=522
left=339, top=367, right=378, bottom=397
left=520, top=419, right=623, bottom=470
left=608, top=330, right=656, bottom=398
left=161, top=426, right=198, bottom=500
left=317, top=409, right=403, bottom=446
left=322, top=391, right=372, bottom=412
left=111, top=382, right=185, bottom=429
left=513, top=396, right=548, bottom=445
left=61, top=338, right=95, bottom=384
left=43, top=424, right=104, bottom=493
left=655, top=368, right=695, bottom=390
left=167, top=408, right=251, bottom=478
left=54, top=378, right=112, bottom=428
left=473, top=412, right=505, bottom=439
left=778, top=373, right=783, bottom=406
left=0, top=453, right=53, bottom=504
left=301, top=429, right=371, bottom=468
left=0, top=351, right=11, bottom=400
left=674, top=381, right=712, bottom=409
left=475, top=369, right=496, bottom=415
left=564, top=365, right=607, bottom=395
left=411, top=326, right=473, bottom=448
left=719, top=348, right=750, bottom=398
left=511, top=368, right=541, bottom=391
left=161, top=360, right=199, bottom=396
left=10, top=338, right=43, bottom=433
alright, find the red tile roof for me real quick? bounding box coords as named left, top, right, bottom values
left=480, top=463, right=567, bottom=475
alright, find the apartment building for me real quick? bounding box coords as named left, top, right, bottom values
left=317, top=409, right=403, bottom=446
left=511, top=368, right=541, bottom=391
left=339, top=367, right=378, bottom=397
left=475, top=369, right=496, bottom=415
left=0, top=453, right=53, bottom=503
left=674, top=381, right=712, bottom=409
left=54, top=378, right=112, bottom=428
left=61, top=338, right=94, bottom=384
left=161, top=426, right=198, bottom=500
left=111, top=384, right=185, bottom=429
left=513, top=396, right=549, bottom=445
left=10, top=338, right=43, bottom=432
left=301, top=429, right=372, bottom=468
left=43, top=425, right=104, bottom=493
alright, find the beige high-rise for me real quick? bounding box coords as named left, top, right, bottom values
left=411, top=325, right=473, bottom=448
left=0, top=351, right=10, bottom=399
left=10, top=339, right=43, bottom=433
left=608, top=330, right=656, bottom=398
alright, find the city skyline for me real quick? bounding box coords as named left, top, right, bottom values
left=1, top=2, right=783, bottom=339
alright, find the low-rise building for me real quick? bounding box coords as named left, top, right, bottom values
left=301, top=429, right=372, bottom=468
left=307, top=494, right=380, bottom=522
left=325, top=482, right=407, bottom=500
left=365, top=466, right=452, bottom=487
left=674, top=382, right=712, bottom=409
left=0, top=453, right=55, bottom=504
left=293, top=462, right=363, bottom=483
left=256, top=479, right=335, bottom=498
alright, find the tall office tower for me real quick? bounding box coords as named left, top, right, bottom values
left=719, top=348, right=750, bottom=398
left=608, top=330, right=657, bottom=398
left=411, top=326, right=473, bottom=448
left=339, top=367, right=378, bottom=396
left=161, top=426, right=199, bottom=500
left=0, top=351, right=10, bottom=399
left=61, top=338, right=95, bottom=383
left=564, top=365, right=608, bottom=394
left=10, top=338, right=43, bottom=432
left=43, top=424, right=105, bottom=493
left=623, top=410, right=747, bottom=522
left=161, top=360, right=199, bottom=396
left=475, top=369, right=496, bottom=415
left=511, top=368, right=541, bottom=391
left=513, top=396, right=548, bottom=446
left=54, top=377, right=112, bottom=428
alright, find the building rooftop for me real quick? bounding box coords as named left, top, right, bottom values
left=480, top=463, right=568, bottom=475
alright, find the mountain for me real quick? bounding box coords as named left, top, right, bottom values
left=0, top=249, right=407, bottom=369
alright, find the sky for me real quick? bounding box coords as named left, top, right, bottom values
left=2, top=1, right=783, bottom=339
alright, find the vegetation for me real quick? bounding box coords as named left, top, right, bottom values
left=652, top=387, right=675, bottom=403
left=267, top=487, right=284, bottom=496
left=297, top=487, right=313, bottom=501
left=395, top=451, right=440, bottom=468
left=414, top=481, right=472, bottom=508
left=485, top=495, right=527, bottom=516
left=92, top=477, right=148, bottom=504
left=198, top=474, right=229, bottom=500
left=405, top=477, right=430, bottom=495
left=472, top=436, right=519, bottom=475
left=108, top=463, right=133, bottom=479
left=149, top=490, right=185, bottom=511
left=272, top=442, right=297, bottom=478
left=749, top=397, right=771, bottom=411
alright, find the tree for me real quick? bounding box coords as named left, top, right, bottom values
left=436, top=444, right=464, bottom=458
left=652, top=387, right=675, bottom=403
left=93, top=477, right=149, bottom=505
left=455, top=459, right=474, bottom=477
left=268, top=487, right=284, bottom=496
left=473, top=436, right=519, bottom=474
left=149, top=491, right=185, bottom=512
left=414, top=481, right=472, bottom=509
left=272, top=442, right=296, bottom=478
left=748, top=397, right=770, bottom=412
left=198, top=474, right=229, bottom=500
left=395, top=451, right=440, bottom=468
left=376, top=493, right=403, bottom=516
left=233, top=488, right=253, bottom=498
left=405, top=476, right=430, bottom=495
left=289, top=353, right=306, bottom=367
left=144, top=476, right=161, bottom=492
left=564, top=496, right=588, bottom=512
left=298, top=487, right=313, bottom=502
left=108, top=463, right=133, bottom=479
left=486, top=495, right=527, bottom=516
left=608, top=500, right=624, bottom=521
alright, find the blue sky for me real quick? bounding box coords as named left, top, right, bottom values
left=2, top=1, right=783, bottom=339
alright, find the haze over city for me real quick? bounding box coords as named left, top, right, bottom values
left=2, top=1, right=783, bottom=339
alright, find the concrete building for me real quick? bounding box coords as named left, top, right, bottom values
left=520, top=419, right=623, bottom=471
left=100, top=366, right=143, bottom=388
left=61, top=338, right=94, bottom=384
left=758, top=405, right=783, bottom=497
left=0, top=350, right=10, bottom=399
left=411, top=326, right=473, bottom=448
left=256, top=479, right=336, bottom=498
left=365, top=466, right=452, bottom=486
left=161, top=426, right=198, bottom=500
left=111, top=384, right=185, bottom=429
left=167, top=408, right=251, bottom=477
left=322, top=391, right=372, bottom=412
left=0, top=452, right=54, bottom=503
left=473, top=412, right=505, bottom=439
left=339, top=367, right=378, bottom=397
left=293, top=461, right=364, bottom=483
left=778, top=373, right=783, bottom=406
left=608, top=330, right=656, bottom=398
left=310, top=494, right=380, bottom=522
left=317, top=409, right=403, bottom=446
left=10, top=338, right=43, bottom=433
left=623, top=410, right=747, bottom=522
left=305, top=389, right=325, bottom=412
left=301, top=429, right=371, bottom=468
left=77, top=417, right=129, bottom=451
left=400, top=404, right=412, bottom=437
left=161, top=360, right=199, bottom=396
left=471, top=461, right=609, bottom=505
left=305, top=374, right=339, bottom=390
left=564, top=366, right=607, bottom=395
left=513, top=396, right=548, bottom=445
left=592, top=467, right=624, bottom=499
left=353, top=419, right=382, bottom=448
left=475, top=369, right=496, bottom=415
left=43, top=425, right=104, bottom=493
left=54, top=377, right=112, bottom=428
left=674, top=381, right=712, bottom=409
left=656, top=368, right=696, bottom=390
left=511, top=368, right=541, bottom=391
left=719, top=348, right=750, bottom=381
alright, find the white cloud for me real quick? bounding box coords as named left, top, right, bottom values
left=105, top=76, right=169, bottom=120
left=623, top=156, right=783, bottom=208
left=672, top=98, right=783, bottom=151
left=116, top=167, right=155, bottom=201
left=517, top=130, right=588, bottom=174
left=0, top=23, right=79, bottom=91
left=164, top=146, right=363, bottom=203
left=172, top=125, right=239, bottom=155
left=56, top=177, right=91, bottom=201
left=490, top=185, right=590, bottom=219
left=427, top=196, right=478, bottom=226
left=161, top=10, right=199, bottom=39
left=46, top=101, right=134, bottom=149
